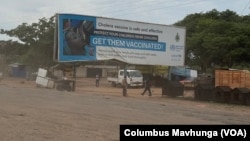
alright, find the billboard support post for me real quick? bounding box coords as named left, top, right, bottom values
left=72, top=62, right=77, bottom=92
left=123, top=64, right=128, bottom=97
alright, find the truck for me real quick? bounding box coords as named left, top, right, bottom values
left=107, top=69, right=143, bottom=87
left=195, top=68, right=250, bottom=105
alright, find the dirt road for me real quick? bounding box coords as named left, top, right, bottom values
left=0, top=77, right=250, bottom=141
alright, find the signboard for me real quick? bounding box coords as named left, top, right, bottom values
left=55, top=13, right=186, bottom=66
left=169, top=66, right=198, bottom=80
left=154, top=66, right=169, bottom=75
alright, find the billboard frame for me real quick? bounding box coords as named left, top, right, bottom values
left=54, top=13, right=186, bottom=66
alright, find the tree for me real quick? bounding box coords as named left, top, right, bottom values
left=175, top=9, right=250, bottom=73
left=0, top=16, right=56, bottom=67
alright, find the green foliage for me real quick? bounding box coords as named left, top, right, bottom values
left=175, top=9, right=250, bottom=73
left=0, top=16, right=56, bottom=68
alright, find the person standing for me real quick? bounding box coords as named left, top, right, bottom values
left=96, top=74, right=100, bottom=87
left=141, top=77, right=152, bottom=96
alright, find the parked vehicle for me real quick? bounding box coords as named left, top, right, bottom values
left=194, top=68, right=250, bottom=105
left=107, top=69, right=143, bottom=87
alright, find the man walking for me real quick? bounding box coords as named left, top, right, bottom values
left=141, top=77, right=152, bottom=96
left=96, top=74, right=100, bottom=87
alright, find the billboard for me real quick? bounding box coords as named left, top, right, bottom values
left=55, top=13, right=186, bottom=66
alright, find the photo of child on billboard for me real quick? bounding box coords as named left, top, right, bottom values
left=63, top=19, right=94, bottom=56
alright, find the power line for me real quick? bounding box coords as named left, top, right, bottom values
left=240, top=0, right=250, bottom=15
left=0, top=0, right=121, bottom=26
left=108, top=0, right=206, bottom=23
left=112, top=0, right=199, bottom=15
left=0, top=0, right=226, bottom=28
left=0, top=0, right=201, bottom=25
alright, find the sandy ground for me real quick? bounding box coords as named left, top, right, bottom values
left=0, top=77, right=250, bottom=141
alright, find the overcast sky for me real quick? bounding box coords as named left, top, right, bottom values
left=0, top=0, right=250, bottom=41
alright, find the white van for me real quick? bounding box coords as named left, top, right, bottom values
left=107, top=69, right=143, bottom=87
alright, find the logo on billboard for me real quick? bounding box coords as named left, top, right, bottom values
left=171, top=54, right=182, bottom=61
left=170, top=44, right=184, bottom=52
left=171, top=54, right=182, bottom=58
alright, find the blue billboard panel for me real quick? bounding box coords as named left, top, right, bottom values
left=58, top=14, right=97, bottom=61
